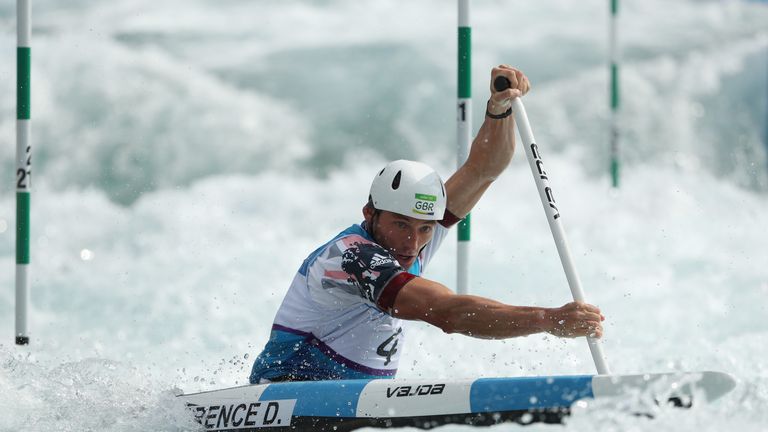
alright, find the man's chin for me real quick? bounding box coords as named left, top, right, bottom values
left=397, top=257, right=416, bottom=269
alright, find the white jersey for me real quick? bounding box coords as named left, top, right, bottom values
left=249, top=222, right=450, bottom=382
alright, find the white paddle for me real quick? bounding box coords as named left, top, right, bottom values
left=495, top=76, right=611, bottom=375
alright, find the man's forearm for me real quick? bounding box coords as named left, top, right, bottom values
left=391, top=276, right=603, bottom=339
left=427, top=294, right=548, bottom=339
left=443, top=66, right=527, bottom=218
left=444, top=114, right=516, bottom=218
left=467, top=111, right=516, bottom=181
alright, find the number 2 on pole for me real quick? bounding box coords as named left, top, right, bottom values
left=17, top=169, right=29, bottom=189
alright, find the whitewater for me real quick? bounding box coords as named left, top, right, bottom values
left=1, top=0, right=767, bottom=430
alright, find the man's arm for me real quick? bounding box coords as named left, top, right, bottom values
left=391, top=276, right=604, bottom=340
left=445, top=65, right=530, bottom=218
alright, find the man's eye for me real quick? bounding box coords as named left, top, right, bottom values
left=421, top=226, right=433, bottom=233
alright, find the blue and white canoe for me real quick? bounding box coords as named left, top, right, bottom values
left=178, top=371, right=735, bottom=431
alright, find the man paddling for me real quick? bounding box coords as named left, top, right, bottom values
left=249, top=66, right=604, bottom=383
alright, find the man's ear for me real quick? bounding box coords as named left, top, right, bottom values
left=362, top=204, right=375, bottom=223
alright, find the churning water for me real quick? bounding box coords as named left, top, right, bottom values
left=1, top=0, right=767, bottom=430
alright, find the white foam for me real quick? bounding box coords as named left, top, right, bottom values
left=0, top=0, right=767, bottom=430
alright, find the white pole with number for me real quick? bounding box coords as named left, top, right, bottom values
left=456, top=0, right=471, bottom=294
left=16, top=0, right=32, bottom=346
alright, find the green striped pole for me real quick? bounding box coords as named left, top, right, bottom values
left=16, top=0, right=31, bottom=346
left=457, top=0, right=471, bottom=294
left=609, top=0, right=620, bottom=188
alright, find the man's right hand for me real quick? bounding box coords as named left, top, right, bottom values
left=544, top=301, right=605, bottom=338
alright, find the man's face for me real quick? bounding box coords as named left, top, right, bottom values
left=365, top=209, right=437, bottom=269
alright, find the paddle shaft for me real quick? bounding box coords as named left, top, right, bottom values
left=494, top=77, right=610, bottom=375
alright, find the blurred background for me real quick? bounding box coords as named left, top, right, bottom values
left=0, top=0, right=767, bottom=430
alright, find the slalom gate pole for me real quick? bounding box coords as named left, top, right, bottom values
left=456, top=0, right=471, bottom=294
left=16, top=0, right=32, bottom=346
left=495, top=77, right=611, bottom=375
left=609, top=0, right=620, bottom=187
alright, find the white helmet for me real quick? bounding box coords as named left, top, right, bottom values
left=368, top=160, right=447, bottom=221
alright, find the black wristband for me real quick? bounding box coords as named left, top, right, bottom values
left=486, top=102, right=513, bottom=119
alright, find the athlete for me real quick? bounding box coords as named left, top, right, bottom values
left=249, top=65, right=604, bottom=383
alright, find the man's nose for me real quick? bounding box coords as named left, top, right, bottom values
left=402, top=232, right=419, bottom=252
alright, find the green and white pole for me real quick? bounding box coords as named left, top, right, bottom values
left=457, top=0, right=471, bottom=294
left=16, top=0, right=32, bottom=346
left=609, top=0, right=620, bottom=188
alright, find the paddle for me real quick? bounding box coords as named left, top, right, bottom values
left=494, top=76, right=611, bottom=375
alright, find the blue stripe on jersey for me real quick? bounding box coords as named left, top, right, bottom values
left=259, top=379, right=372, bottom=417
left=469, top=375, right=593, bottom=412
left=408, top=257, right=420, bottom=276
left=249, top=328, right=397, bottom=384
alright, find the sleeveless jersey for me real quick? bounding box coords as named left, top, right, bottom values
left=249, top=222, right=449, bottom=383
